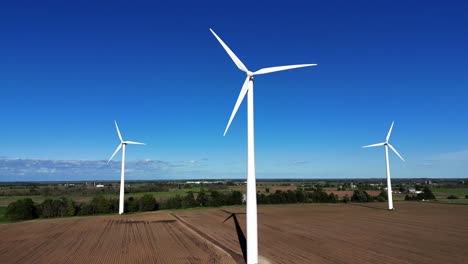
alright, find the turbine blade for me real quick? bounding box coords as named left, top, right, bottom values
left=115, top=121, right=123, bottom=142
left=210, top=28, right=248, bottom=73
left=386, top=121, right=394, bottom=142
left=388, top=143, right=405, bottom=162
left=362, top=142, right=386, bottom=148
left=108, top=144, right=122, bottom=163
left=124, top=141, right=146, bottom=145
left=253, top=64, right=317, bottom=75
left=224, top=76, right=250, bottom=136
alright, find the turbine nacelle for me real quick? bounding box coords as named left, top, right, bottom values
left=362, top=121, right=405, bottom=162
left=107, top=121, right=145, bottom=164
left=210, top=28, right=317, bottom=136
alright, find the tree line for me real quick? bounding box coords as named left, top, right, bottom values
left=404, top=187, right=436, bottom=201
left=4, top=190, right=243, bottom=221
left=1, top=182, right=230, bottom=197
left=5, top=187, right=434, bottom=222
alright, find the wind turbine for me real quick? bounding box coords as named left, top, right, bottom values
left=210, top=28, right=317, bottom=264
left=362, top=121, right=405, bottom=210
left=108, top=121, right=145, bottom=215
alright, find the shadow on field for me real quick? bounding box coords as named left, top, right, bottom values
left=348, top=203, right=390, bottom=211
left=221, top=209, right=247, bottom=264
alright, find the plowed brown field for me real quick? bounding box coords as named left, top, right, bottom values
left=1, top=202, right=467, bottom=264
left=174, top=202, right=468, bottom=264
left=0, top=212, right=235, bottom=264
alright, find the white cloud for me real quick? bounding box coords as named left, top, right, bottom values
left=0, top=157, right=214, bottom=181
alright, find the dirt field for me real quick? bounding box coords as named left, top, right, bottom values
left=1, top=202, right=467, bottom=264
left=0, top=212, right=235, bottom=264
left=174, top=202, right=468, bottom=264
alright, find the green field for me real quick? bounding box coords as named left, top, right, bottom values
left=0, top=188, right=216, bottom=207
left=432, top=188, right=468, bottom=196
left=0, top=207, right=8, bottom=223
left=431, top=199, right=468, bottom=205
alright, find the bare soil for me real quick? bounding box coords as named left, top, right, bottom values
left=174, top=202, right=468, bottom=264
left=1, top=202, right=467, bottom=264
left=0, top=212, right=235, bottom=264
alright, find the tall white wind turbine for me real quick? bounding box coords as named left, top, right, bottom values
left=210, top=28, right=317, bottom=264
left=108, top=121, right=145, bottom=215
left=362, top=121, right=405, bottom=210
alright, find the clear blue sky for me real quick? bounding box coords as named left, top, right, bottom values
left=0, top=1, right=467, bottom=181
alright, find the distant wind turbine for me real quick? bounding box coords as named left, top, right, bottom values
left=108, top=121, right=145, bottom=215
left=362, top=121, right=405, bottom=210
left=210, top=28, right=317, bottom=264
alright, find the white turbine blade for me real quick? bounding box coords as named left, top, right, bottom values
left=388, top=143, right=405, bottom=162
left=386, top=121, right=394, bottom=142
left=108, top=144, right=122, bottom=164
left=253, top=64, right=317, bottom=75
left=224, top=76, right=250, bottom=136
left=362, top=142, right=386, bottom=148
left=124, top=141, right=146, bottom=145
left=115, top=121, right=123, bottom=142
left=210, top=28, right=248, bottom=73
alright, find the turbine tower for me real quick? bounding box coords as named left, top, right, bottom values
left=108, top=121, right=145, bottom=215
left=210, top=28, right=316, bottom=264
left=362, top=121, right=405, bottom=210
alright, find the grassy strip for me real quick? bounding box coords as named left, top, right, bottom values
left=429, top=198, right=468, bottom=205
left=0, top=188, right=223, bottom=206
left=432, top=188, right=468, bottom=196
left=0, top=207, right=9, bottom=223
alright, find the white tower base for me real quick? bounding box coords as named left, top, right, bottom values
left=385, top=144, right=394, bottom=210
left=119, top=144, right=126, bottom=215
left=247, top=78, right=258, bottom=264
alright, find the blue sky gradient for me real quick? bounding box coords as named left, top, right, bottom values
left=0, top=1, right=467, bottom=180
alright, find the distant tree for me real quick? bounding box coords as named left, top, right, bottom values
left=372, top=190, right=387, bottom=202
left=64, top=198, right=77, bottom=216
left=257, top=193, right=269, bottom=204
left=351, top=190, right=371, bottom=203
left=265, top=188, right=270, bottom=193
left=378, top=190, right=388, bottom=200
left=38, top=199, right=56, bottom=218
left=295, top=189, right=306, bottom=203
left=139, top=195, right=158, bottom=211
left=207, top=190, right=224, bottom=207
left=111, top=198, right=120, bottom=213
left=328, top=193, right=338, bottom=203
left=6, top=198, right=38, bottom=221
left=342, top=195, right=350, bottom=203
left=181, top=192, right=197, bottom=208
left=227, top=191, right=243, bottom=205
left=126, top=197, right=139, bottom=213
left=78, top=203, right=95, bottom=215
left=165, top=195, right=183, bottom=209
left=286, top=190, right=298, bottom=203
left=90, top=196, right=112, bottom=214
left=308, top=188, right=329, bottom=202
left=55, top=199, right=66, bottom=217
left=269, top=190, right=287, bottom=204
left=196, top=190, right=208, bottom=207
left=417, top=187, right=435, bottom=200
